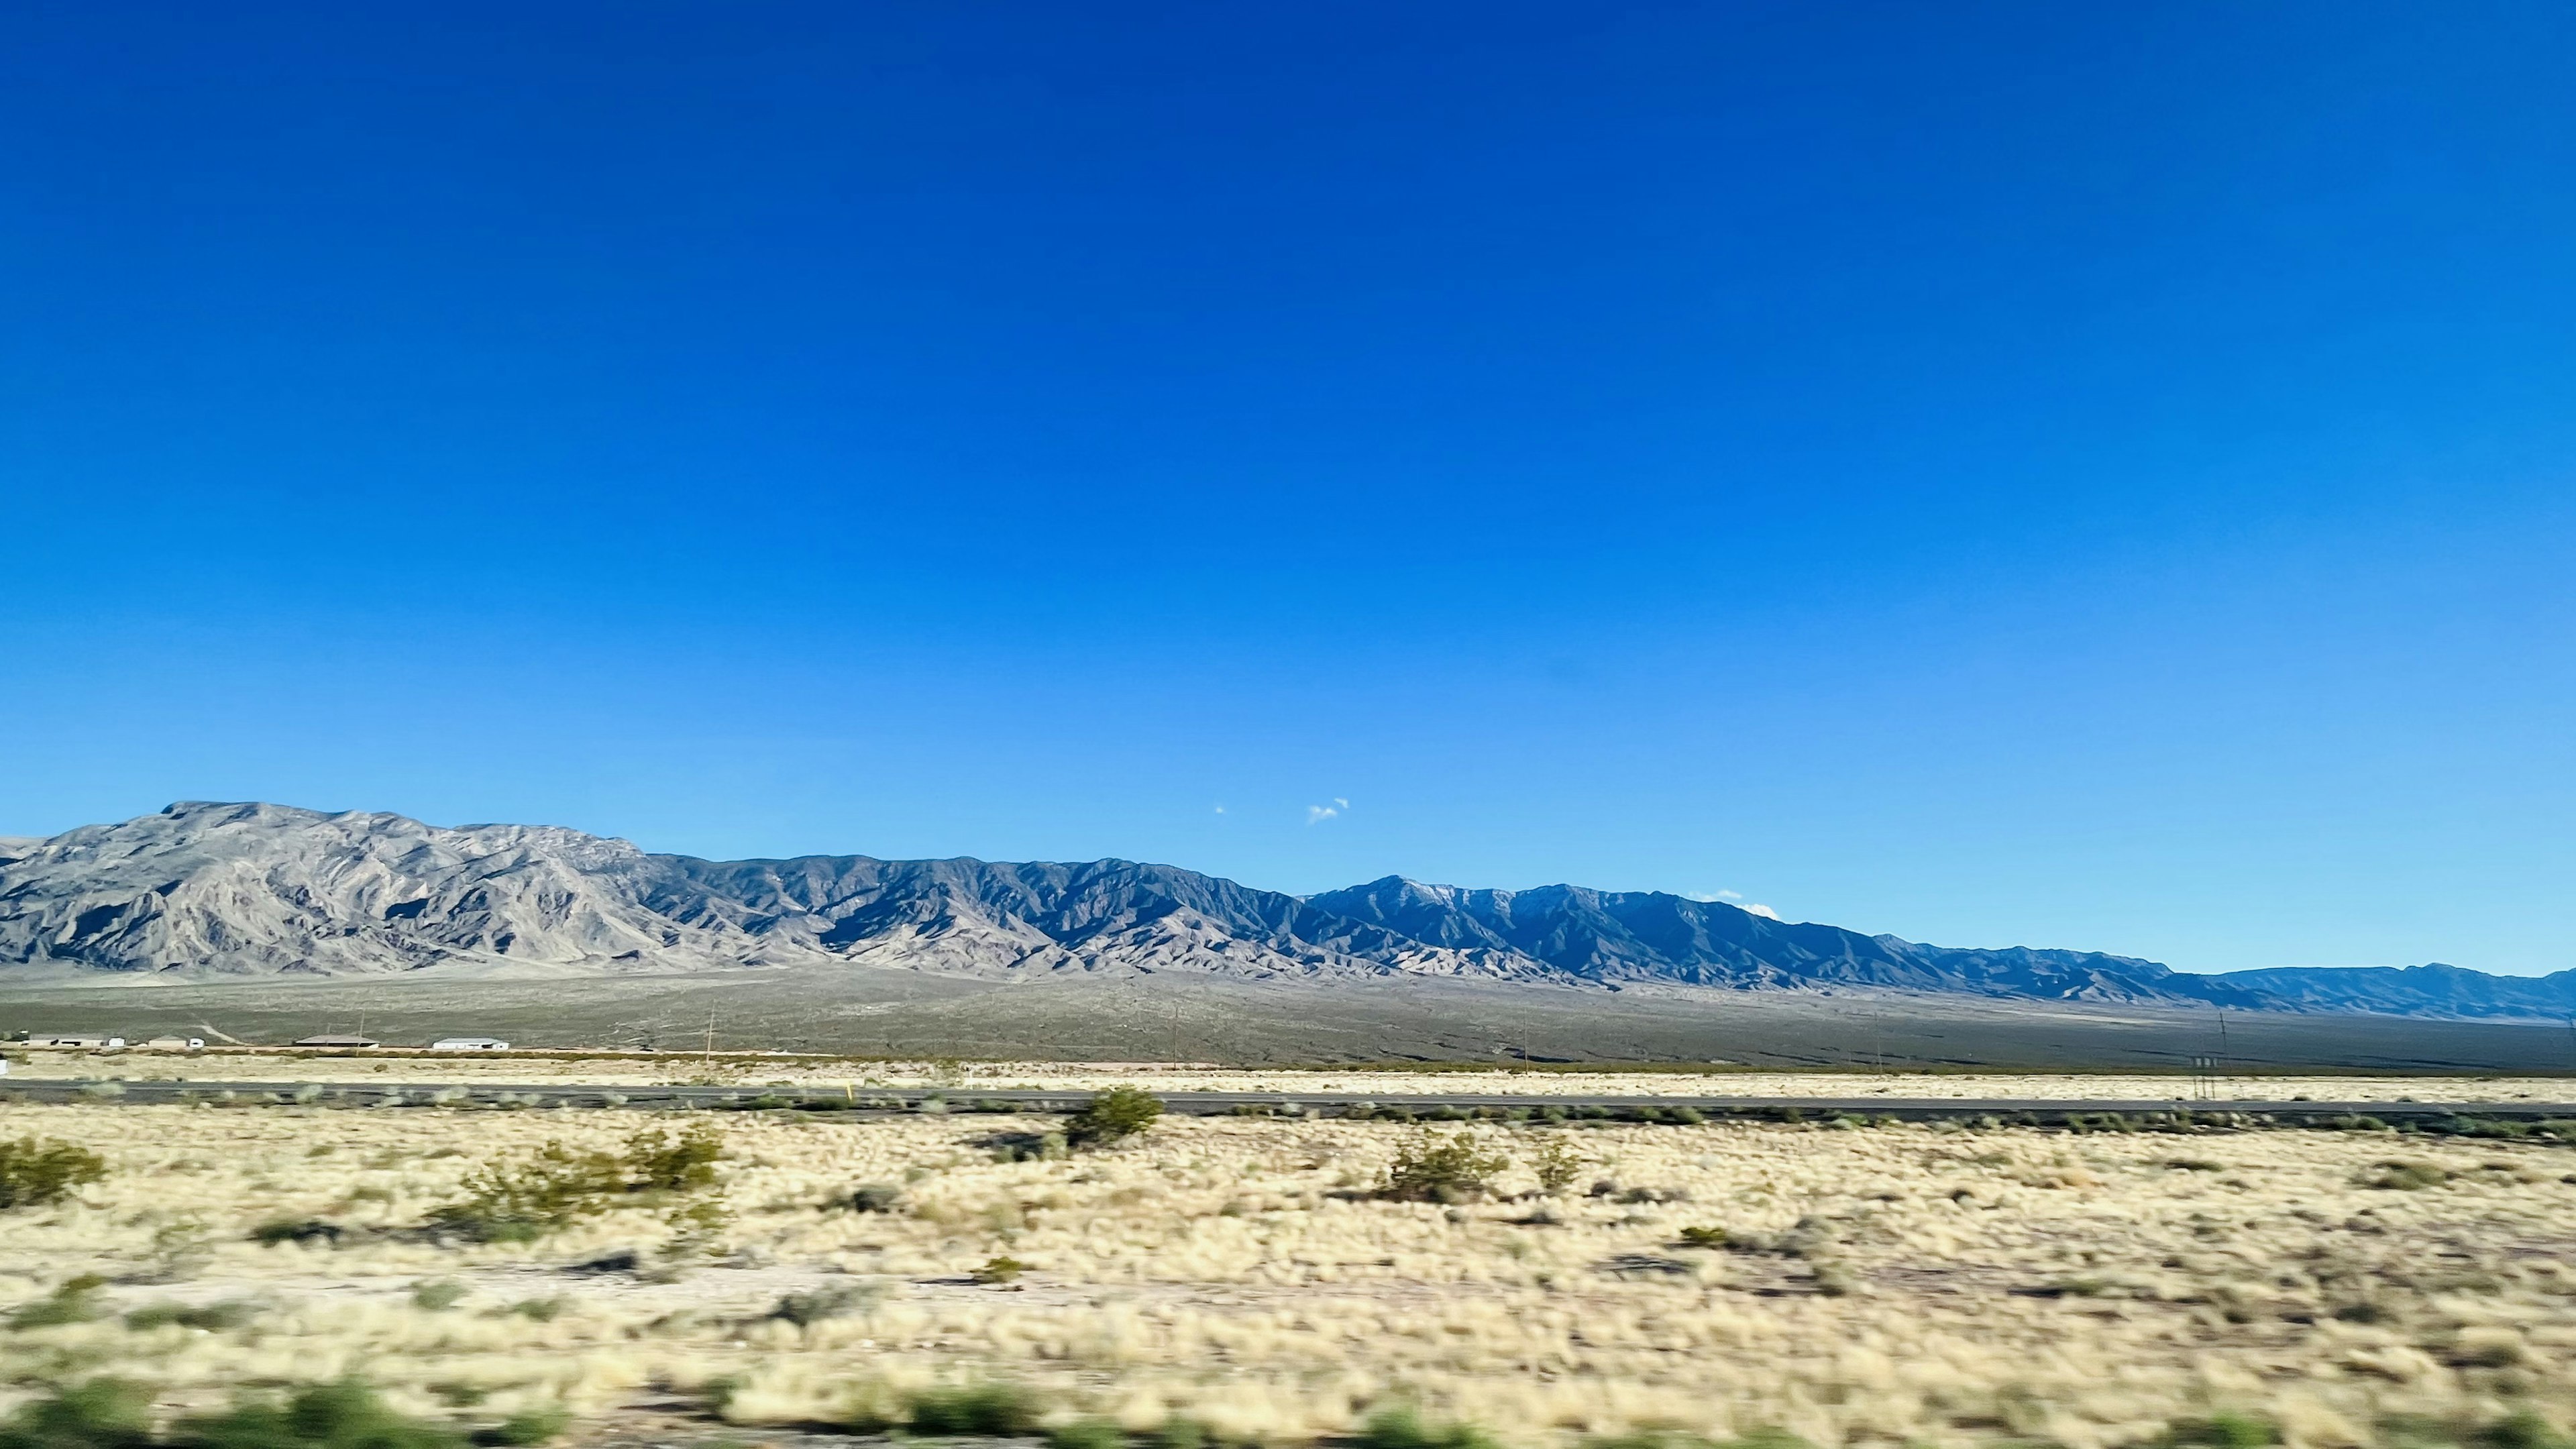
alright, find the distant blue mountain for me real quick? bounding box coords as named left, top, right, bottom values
left=2205, top=963, right=2576, bottom=1020
left=0, top=803, right=2559, bottom=1020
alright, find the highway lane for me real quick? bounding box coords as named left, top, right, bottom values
left=5, top=1078, right=2571, bottom=1123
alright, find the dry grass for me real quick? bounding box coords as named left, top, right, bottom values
left=3, top=1097, right=2575, bottom=1449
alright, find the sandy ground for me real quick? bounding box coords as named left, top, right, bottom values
left=3, top=1099, right=2575, bottom=1448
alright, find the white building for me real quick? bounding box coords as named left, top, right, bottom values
left=142, top=1036, right=206, bottom=1051
left=429, top=1036, right=511, bottom=1051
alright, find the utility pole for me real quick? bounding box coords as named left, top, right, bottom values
left=704, top=1012, right=716, bottom=1065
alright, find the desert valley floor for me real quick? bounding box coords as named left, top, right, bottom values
left=5, top=1069, right=2576, bottom=1449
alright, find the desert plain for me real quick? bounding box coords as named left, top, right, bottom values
left=2, top=1077, right=2573, bottom=1449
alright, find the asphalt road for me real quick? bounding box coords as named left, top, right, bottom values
left=6, top=1078, right=2571, bottom=1123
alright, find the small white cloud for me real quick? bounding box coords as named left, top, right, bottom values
left=1717, top=890, right=1743, bottom=900
left=1741, top=902, right=1781, bottom=920
left=1334, top=797, right=1349, bottom=809
left=1212, top=804, right=1226, bottom=814
left=1684, top=888, right=1748, bottom=904
left=1306, top=804, right=1339, bottom=824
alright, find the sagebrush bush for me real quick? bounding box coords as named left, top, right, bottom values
left=11, top=1274, right=107, bottom=1329
left=973, top=1254, right=1033, bottom=1283
left=1049, top=1419, right=1126, bottom=1449
left=0, top=1376, right=152, bottom=1449
left=1382, top=1131, right=1509, bottom=1203
left=1356, top=1406, right=1495, bottom=1449
left=123, top=1301, right=255, bottom=1332
left=2362, top=1161, right=2451, bottom=1191
left=176, top=1378, right=464, bottom=1449
left=2163, top=1412, right=2277, bottom=1449
left=427, top=1124, right=724, bottom=1240
left=1066, top=1087, right=1164, bottom=1148
left=621, top=1126, right=722, bottom=1191
left=0, top=1378, right=493, bottom=1449
left=1529, top=1136, right=1583, bottom=1194
left=906, top=1384, right=1040, bottom=1437
left=0, top=1136, right=109, bottom=1209
left=409, top=1280, right=466, bottom=1311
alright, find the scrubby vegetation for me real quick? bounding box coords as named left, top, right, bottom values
left=1064, top=1087, right=1163, bottom=1148
left=5, top=1087, right=2576, bottom=1448
left=1381, top=1130, right=1509, bottom=1202
left=1359, top=1406, right=1498, bottom=1449
left=1527, top=1136, right=1584, bottom=1195
left=0, top=1136, right=107, bottom=1209
left=0, top=1377, right=550, bottom=1449
left=902, top=1383, right=1043, bottom=1437
left=425, top=1124, right=724, bottom=1241
left=10, top=1276, right=105, bottom=1330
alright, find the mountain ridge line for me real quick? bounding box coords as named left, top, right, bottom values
left=0, top=800, right=2559, bottom=1021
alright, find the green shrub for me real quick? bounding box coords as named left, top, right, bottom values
left=2473, top=1411, right=2574, bottom=1449
left=123, top=1301, right=254, bottom=1332
left=1529, top=1138, right=1582, bottom=1195
left=427, top=1126, right=724, bottom=1241
left=1049, top=1419, right=1127, bottom=1449
left=427, top=1144, right=621, bottom=1242
left=906, top=1385, right=1040, bottom=1437
left=0, top=1138, right=109, bottom=1210
left=1677, top=1225, right=1729, bottom=1248
left=1356, top=1406, right=1495, bottom=1449
left=2361, top=1161, right=2450, bottom=1191
left=0, top=1377, right=153, bottom=1449
left=973, top=1256, right=1033, bottom=1284
left=2165, top=1413, right=2278, bottom=1449
left=172, top=1377, right=464, bottom=1449
left=11, top=1275, right=107, bottom=1329
left=1066, top=1088, right=1164, bottom=1148
left=0, top=1379, right=472, bottom=1449
left=411, top=1281, right=467, bottom=1311
left=621, top=1126, right=722, bottom=1192
left=1382, top=1132, right=1509, bottom=1203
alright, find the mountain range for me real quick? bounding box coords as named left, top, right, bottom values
left=0, top=801, right=2563, bottom=1021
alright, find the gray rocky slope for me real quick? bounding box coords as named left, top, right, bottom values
left=0, top=802, right=2551, bottom=1018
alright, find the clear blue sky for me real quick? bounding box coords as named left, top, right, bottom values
left=4, top=3, right=2571, bottom=974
